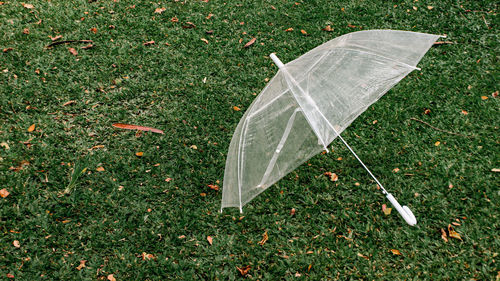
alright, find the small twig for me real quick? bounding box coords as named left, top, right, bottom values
left=46, top=40, right=93, bottom=48
left=410, top=117, right=472, bottom=138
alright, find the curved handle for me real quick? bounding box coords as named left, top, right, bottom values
left=386, top=193, right=417, bottom=226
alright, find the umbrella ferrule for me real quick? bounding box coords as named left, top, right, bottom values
left=270, top=53, right=286, bottom=70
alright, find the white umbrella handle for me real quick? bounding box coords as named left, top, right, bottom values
left=386, top=193, right=417, bottom=226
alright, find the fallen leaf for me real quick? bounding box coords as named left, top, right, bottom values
left=434, top=141, right=441, bottom=146
left=447, top=224, right=463, bottom=241
left=90, top=145, right=104, bottom=150
left=357, top=252, right=369, bottom=260
left=96, top=166, right=105, bottom=172
left=441, top=228, right=448, bottom=242
left=13, top=240, right=20, bottom=248
left=178, top=235, right=186, bottom=239
left=112, top=123, right=164, bottom=134
left=295, top=272, right=302, bottom=277
left=270, top=5, right=276, bottom=10
left=141, top=252, right=155, bottom=260
left=171, top=17, right=179, bottom=22
left=135, top=152, right=143, bottom=157
left=347, top=24, right=357, bottom=28
left=285, top=27, right=293, bottom=32
left=1, top=142, right=9, bottom=150
left=382, top=204, right=392, bottom=215
left=433, top=41, right=454, bottom=45
left=27, top=124, right=35, bottom=132
left=393, top=168, right=400, bottom=173
left=62, top=100, right=76, bottom=106
left=206, top=13, right=213, bottom=19
left=154, top=7, right=166, bottom=14
left=90, top=27, right=97, bottom=34
left=68, top=48, right=78, bottom=56
left=208, top=184, right=219, bottom=191
left=143, top=40, right=155, bottom=46
left=233, top=106, right=241, bottom=111
left=300, top=29, right=307, bottom=35
left=322, top=25, right=333, bottom=31
left=413, top=6, right=418, bottom=10
left=81, top=44, right=94, bottom=49
left=323, top=172, right=338, bottom=182
left=461, top=109, right=468, bottom=115
left=492, top=168, right=500, bottom=172
left=107, top=274, right=116, bottom=281
left=424, top=108, right=431, bottom=114
left=390, top=249, right=401, bottom=255
left=201, top=38, right=209, bottom=44
left=244, top=37, right=256, bottom=48
left=258, top=231, right=268, bottom=245
left=481, top=96, right=488, bottom=100
left=492, top=91, right=498, bottom=98
left=3, top=47, right=13, bottom=53
left=427, top=6, right=434, bottom=10
left=236, top=265, right=251, bottom=276
left=6, top=274, right=14, bottom=279
left=22, top=3, right=34, bottom=9
left=200, top=192, right=207, bottom=197
left=76, top=260, right=86, bottom=270
left=207, top=236, right=213, bottom=245
left=165, top=178, right=173, bottom=182
left=182, top=22, right=196, bottom=29
left=23, top=28, right=29, bottom=34
left=50, top=35, right=62, bottom=41
left=190, top=145, right=197, bottom=150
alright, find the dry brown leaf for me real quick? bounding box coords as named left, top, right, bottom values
left=290, top=208, right=296, bottom=216
left=76, top=260, right=86, bottom=270
left=347, top=24, right=357, bottom=28
left=424, top=108, right=431, bottom=114
left=300, top=29, right=307, bottom=35
left=258, top=231, right=268, bottom=245
left=208, top=184, right=219, bottom=191
left=285, top=27, right=293, bottom=32
left=107, top=274, right=116, bottom=281
left=433, top=41, right=454, bottom=45
left=141, top=252, right=155, bottom=260
left=22, top=3, right=34, bottom=9
left=178, top=235, right=186, bottom=239
left=190, top=145, right=197, bottom=150
left=154, top=7, right=166, bottom=14
left=448, top=224, right=463, bottom=241
left=461, top=109, right=468, bottom=115
left=143, top=40, right=155, bottom=46
left=3, top=47, right=13, bottom=53
left=81, top=44, right=94, bottom=49
left=13, top=240, right=20, bottom=248
left=233, top=106, right=241, bottom=111
left=135, top=152, right=143, bottom=157
left=112, top=123, right=164, bottom=134
left=183, top=22, right=196, bottom=29
left=6, top=274, right=14, bottom=279
left=165, top=178, right=173, bottom=182
left=481, top=96, right=488, bottom=100
left=392, top=168, right=400, bottom=173
left=492, top=168, right=500, bottom=172
left=244, top=37, right=256, bottom=48
left=171, top=17, right=179, bottom=22
left=492, top=91, right=498, bottom=98
left=206, top=13, right=214, bottom=19
left=236, top=265, right=251, bottom=276
left=357, top=253, right=369, bottom=260
left=427, top=6, right=434, bottom=10
left=23, top=28, right=30, bottom=34
left=382, top=204, right=392, bottom=215
left=322, top=25, right=333, bottom=32
left=201, top=38, right=209, bottom=44
left=441, top=228, right=448, bottom=242
left=96, top=166, right=105, bottom=172
left=390, top=249, right=401, bottom=255
left=68, top=48, right=78, bottom=56
left=62, top=100, right=76, bottom=106
left=207, top=236, right=213, bottom=245
left=434, top=141, right=441, bottom=146
left=323, top=172, right=338, bottom=182
left=90, top=27, right=97, bottom=34
left=50, top=35, right=62, bottom=41
left=27, top=124, right=35, bottom=132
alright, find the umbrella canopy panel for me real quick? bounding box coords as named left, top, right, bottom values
left=221, top=30, right=441, bottom=211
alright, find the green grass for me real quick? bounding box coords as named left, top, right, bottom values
left=1, top=0, right=498, bottom=279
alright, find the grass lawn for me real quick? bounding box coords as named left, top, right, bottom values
left=1, top=0, right=498, bottom=279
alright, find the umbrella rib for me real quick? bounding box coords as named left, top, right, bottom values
left=333, top=46, right=421, bottom=70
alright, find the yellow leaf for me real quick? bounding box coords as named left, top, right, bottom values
left=448, top=224, right=463, bottom=241
left=300, top=29, right=307, bottom=35
left=434, top=141, right=440, bottom=146
left=233, top=106, right=241, bottom=111
left=96, top=166, right=105, bottom=172
left=0, top=188, right=9, bottom=198
left=135, top=152, right=143, bottom=157
left=258, top=231, right=268, bottom=245
left=382, top=204, right=392, bottom=215
left=390, top=249, right=401, bottom=255
left=481, top=96, right=488, bottom=100
left=190, top=145, right=197, bottom=150
left=27, top=124, right=35, bottom=132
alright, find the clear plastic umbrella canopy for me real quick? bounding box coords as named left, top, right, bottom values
left=221, top=30, right=441, bottom=225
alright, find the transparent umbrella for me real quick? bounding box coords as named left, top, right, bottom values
left=221, top=30, right=443, bottom=226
